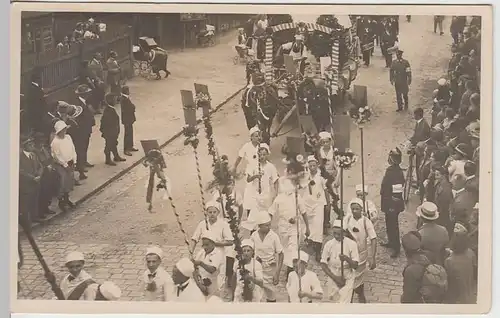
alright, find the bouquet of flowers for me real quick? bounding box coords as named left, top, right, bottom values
left=349, top=104, right=372, bottom=124
left=195, top=92, right=212, bottom=108
left=334, top=148, right=358, bottom=169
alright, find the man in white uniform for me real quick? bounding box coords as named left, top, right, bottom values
left=268, top=178, right=310, bottom=279
left=233, top=126, right=261, bottom=176
left=250, top=213, right=284, bottom=302
left=343, top=198, right=377, bottom=303
left=193, top=231, right=225, bottom=298
left=172, top=258, right=206, bottom=302
left=59, top=251, right=96, bottom=300
left=142, top=246, right=175, bottom=301
left=286, top=250, right=323, bottom=303
left=320, top=220, right=359, bottom=303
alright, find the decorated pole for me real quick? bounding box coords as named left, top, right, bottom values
left=360, top=126, right=368, bottom=219
left=339, top=166, right=345, bottom=277
left=181, top=90, right=209, bottom=230
left=18, top=220, right=65, bottom=300
left=294, top=183, right=302, bottom=299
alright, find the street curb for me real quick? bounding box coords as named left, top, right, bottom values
left=28, top=86, right=246, bottom=231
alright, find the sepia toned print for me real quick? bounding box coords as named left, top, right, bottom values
left=11, top=2, right=492, bottom=315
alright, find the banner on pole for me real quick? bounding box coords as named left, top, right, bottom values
left=194, top=83, right=211, bottom=117
left=352, top=84, right=368, bottom=107
left=141, top=139, right=167, bottom=169
left=180, top=90, right=197, bottom=128
left=333, top=114, right=351, bottom=152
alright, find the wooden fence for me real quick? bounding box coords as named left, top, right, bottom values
left=20, top=25, right=134, bottom=100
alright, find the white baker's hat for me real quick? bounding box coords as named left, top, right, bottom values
left=54, top=120, right=69, bottom=134
left=318, top=131, right=332, bottom=140
left=332, top=219, right=342, bottom=228
left=437, top=78, right=447, bottom=86
left=99, top=281, right=121, bottom=300
left=205, top=200, right=220, bottom=211
left=256, top=212, right=271, bottom=225
left=201, top=231, right=218, bottom=243
left=146, top=246, right=163, bottom=259
left=307, top=155, right=318, bottom=163
left=258, top=143, right=270, bottom=154
left=292, top=250, right=309, bottom=263
left=355, top=184, right=369, bottom=193
left=241, top=239, right=255, bottom=249
left=65, top=251, right=85, bottom=264
left=249, top=126, right=260, bottom=136
left=175, top=257, right=195, bottom=277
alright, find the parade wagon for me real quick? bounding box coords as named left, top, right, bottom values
left=132, top=37, right=170, bottom=80
left=261, top=15, right=362, bottom=137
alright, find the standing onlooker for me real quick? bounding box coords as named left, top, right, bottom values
left=120, top=86, right=138, bottom=156
left=450, top=16, right=463, bottom=45
left=416, top=202, right=450, bottom=266
left=444, top=225, right=477, bottom=304
left=100, top=94, right=126, bottom=166
left=32, top=131, right=58, bottom=218
left=73, top=84, right=96, bottom=180
left=106, top=51, right=122, bottom=102
left=19, top=134, right=43, bottom=225
left=25, top=67, right=48, bottom=134
left=50, top=120, right=77, bottom=212
left=450, top=174, right=476, bottom=227
left=400, top=231, right=431, bottom=303
left=88, top=52, right=105, bottom=114
left=380, top=148, right=405, bottom=258
left=433, top=16, right=444, bottom=35
left=432, top=165, right=454, bottom=233
left=464, top=161, right=479, bottom=204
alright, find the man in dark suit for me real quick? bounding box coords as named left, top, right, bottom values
left=73, top=84, right=96, bottom=180
left=390, top=50, right=412, bottom=111
left=432, top=165, right=454, bottom=234
left=450, top=174, right=476, bottom=228
left=464, top=161, right=479, bottom=204
left=410, top=107, right=431, bottom=186
left=380, top=147, right=406, bottom=258
left=33, top=132, right=58, bottom=219
left=120, top=86, right=138, bottom=156
left=19, top=134, right=44, bottom=225
left=25, top=67, right=48, bottom=134
left=100, top=94, right=126, bottom=166
left=380, top=24, right=397, bottom=67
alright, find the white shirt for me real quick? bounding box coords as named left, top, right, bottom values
left=174, top=278, right=206, bottom=302
left=268, top=192, right=307, bottom=231
left=321, top=237, right=360, bottom=280
left=233, top=259, right=264, bottom=302
left=286, top=270, right=323, bottom=303
left=59, top=270, right=96, bottom=300
left=343, top=215, right=376, bottom=264
left=301, top=171, right=327, bottom=211
left=51, top=135, right=77, bottom=166
left=251, top=230, right=283, bottom=264
left=319, top=147, right=338, bottom=178
left=143, top=266, right=175, bottom=301
left=194, top=248, right=224, bottom=288
left=245, top=161, right=279, bottom=196
left=192, top=219, right=233, bottom=257
left=238, top=141, right=259, bottom=167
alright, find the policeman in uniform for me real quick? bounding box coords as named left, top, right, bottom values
left=361, top=27, right=375, bottom=66
left=390, top=49, right=412, bottom=111
left=380, top=148, right=405, bottom=258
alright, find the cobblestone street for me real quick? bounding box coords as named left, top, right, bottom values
left=18, top=16, right=452, bottom=303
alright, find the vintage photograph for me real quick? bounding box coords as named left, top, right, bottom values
left=11, top=2, right=492, bottom=313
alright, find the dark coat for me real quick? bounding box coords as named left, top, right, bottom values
left=25, top=82, right=48, bottom=131
left=434, top=177, right=454, bottom=228
left=450, top=189, right=476, bottom=225
left=100, top=106, right=120, bottom=139
left=19, top=150, right=43, bottom=195
left=410, top=119, right=431, bottom=146
left=401, top=253, right=431, bottom=303
left=74, top=98, right=96, bottom=136
left=380, top=164, right=405, bottom=213
left=465, top=176, right=479, bottom=204
left=120, top=96, right=136, bottom=125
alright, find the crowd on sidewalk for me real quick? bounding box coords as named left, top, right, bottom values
left=19, top=49, right=137, bottom=227
left=55, top=17, right=107, bottom=54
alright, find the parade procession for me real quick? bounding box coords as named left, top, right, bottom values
left=16, top=12, right=484, bottom=306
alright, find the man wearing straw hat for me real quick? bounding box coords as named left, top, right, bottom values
left=143, top=246, right=175, bottom=301
left=416, top=202, right=449, bottom=266
left=320, top=219, right=359, bottom=303
left=50, top=120, right=77, bottom=212
left=250, top=212, right=284, bottom=302
left=286, top=250, right=323, bottom=303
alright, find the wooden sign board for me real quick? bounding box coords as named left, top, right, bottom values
left=286, top=136, right=306, bottom=156
left=333, top=114, right=351, bottom=152
left=298, top=115, right=318, bottom=136
left=283, top=54, right=296, bottom=74
left=180, top=90, right=197, bottom=128
left=352, top=85, right=368, bottom=108
left=194, top=83, right=211, bottom=117
left=140, top=139, right=167, bottom=169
